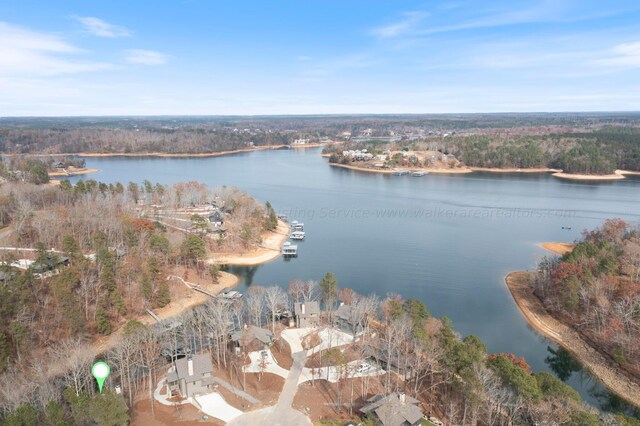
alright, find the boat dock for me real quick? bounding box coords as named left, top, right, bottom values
left=393, top=170, right=410, bottom=176
left=290, top=231, right=305, bottom=240
left=291, top=220, right=304, bottom=231
left=282, top=241, right=298, bottom=257
left=411, top=171, right=428, bottom=177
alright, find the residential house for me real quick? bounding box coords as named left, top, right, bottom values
left=230, top=325, right=274, bottom=352
left=294, top=301, right=320, bottom=327
left=166, top=354, right=215, bottom=398
left=333, top=303, right=365, bottom=335
left=360, top=392, right=424, bottom=426
left=208, top=210, right=224, bottom=227
left=31, top=254, right=69, bottom=275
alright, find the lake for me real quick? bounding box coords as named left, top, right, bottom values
left=67, top=148, right=640, bottom=411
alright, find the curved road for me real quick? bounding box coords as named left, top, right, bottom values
left=228, top=350, right=311, bottom=426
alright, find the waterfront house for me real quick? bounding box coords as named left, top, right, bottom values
left=166, top=354, right=215, bottom=398
left=294, top=301, right=320, bottom=327
left=231, top=325, right=274, bottom=352
left=360, top=392, right=424, bottom=426
left=333, top=303, right=365, bottom=336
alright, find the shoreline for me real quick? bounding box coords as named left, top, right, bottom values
left=35, top=142, right=339, bottom=159
left=208, top=220, right=291, bottom=266
left=329, top=162, right=472, bottom=174
left=93, top=269, right=239, bottom=355
left=538, top=241, right=575, bottom=255
left=552, top=171, right=625, bottom=181
left=48, top=167, right=100, bottom=177
left=505, top=271, right=640, bottom=408
left=470, top=166, right=561, bottom=173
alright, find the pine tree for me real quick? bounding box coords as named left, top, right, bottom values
left=156, top=282, right=171, bottom=308
left=96, top=306, right=111, bottom=335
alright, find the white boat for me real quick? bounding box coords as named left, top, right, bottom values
left=411, top=171, right=427, bottom=177
left=290, top=231, right=305, bottom=240
left=291, top=220, right=304, bottom=231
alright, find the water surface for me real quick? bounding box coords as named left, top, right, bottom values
left=68, top=148, right=640, bottom=411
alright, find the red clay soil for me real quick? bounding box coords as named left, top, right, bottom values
left=301, top=331, right=322, bottom=350
left=214, top=362, right=285, bottom=408
left=271, top=337, right=293, bottom=370
left=131, top=397, right=223, bottom=426
left=293, top=377, right=387, bottom=423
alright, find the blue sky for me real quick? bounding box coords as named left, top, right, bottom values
left=1, top=0, right=640, bottom=116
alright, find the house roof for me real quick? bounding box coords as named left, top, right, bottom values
left=230, top=325, right=274, bottom=345
left=360, top=393, right=423, bottom=426
left=334, top=304, right=352, bottom=321
left=166, top=354, right=213, bottom=384
left=294, top=301, right=320, bottom=317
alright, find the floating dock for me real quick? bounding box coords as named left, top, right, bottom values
left=290, top=231, right=305, bottom=240
left=393, top=170, right=410, bottom=176
left=411, top=171, right=427, bottom=177
left=282, top=241, right=298, bottom=257
left=291, top=220, right=304, bottom=231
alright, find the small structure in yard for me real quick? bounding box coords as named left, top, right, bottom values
left=231, top=325, right=274, bottom=352
left=166, top=354, right=215, bottom=398
left=360, top=392, right=424, bottom=426
left=294, top=301, right=320, bottom=327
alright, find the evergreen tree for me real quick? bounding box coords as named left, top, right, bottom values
left=156, top=282, right=171, bottom=308
left=96, top=305, right=111, bottom=335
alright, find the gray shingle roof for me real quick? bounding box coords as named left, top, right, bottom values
left=166, top=354, right=213, bottom=384
left=294, top=301, right=320, bottom=316
left=360, top=392, right=423, bottom=426
left=230, top=325, right=274, bottom=345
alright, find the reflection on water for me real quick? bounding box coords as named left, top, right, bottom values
left=545, top=346, right=582, bottom=381
left=546, top=346, right=638, bottom=416
left=67, top=148, right=640, bottom=414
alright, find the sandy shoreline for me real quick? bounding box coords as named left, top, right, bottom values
left=552, top=171, right=625, bottom=181
left=470, top=167, right=561, bottom=173
left=208, top=220, right=291, bottom=266
left=92, top=270, right=238, bottom=355
left=538, top=241, right=575, bottom=255
left=48, top=167, right=100, bottom=177
left=329, top=162, right=472, bottom=174
left=505, top=271, right=640, bottom=408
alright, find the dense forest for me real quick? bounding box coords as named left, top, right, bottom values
left=1, top=115, right=640, bottom=175
left=534, top=220, right=640, bottom=380
left=324, top=126, right=640, bottom=174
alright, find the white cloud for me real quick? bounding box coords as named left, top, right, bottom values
left=74, top=16, right=131, bottom=38
left=124, top=49, right=170, bottom=65
left=371, top=11, right=427, bottom=39
left=0, top=22, right=113, bottom=76
left=595, top=41, right=640, bottom=67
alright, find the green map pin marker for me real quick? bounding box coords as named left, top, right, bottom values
left=92, top=361, right=110, bottom=393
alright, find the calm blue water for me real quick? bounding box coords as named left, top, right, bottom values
left=67, top=148, right=640, bottom=411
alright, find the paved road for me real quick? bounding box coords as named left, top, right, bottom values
left=228, top=350, right=311, bottom=426
left=212, top=377, right=260, bottom=404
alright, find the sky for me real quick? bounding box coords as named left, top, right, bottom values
left=1, top=0, right=640, bottom=116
